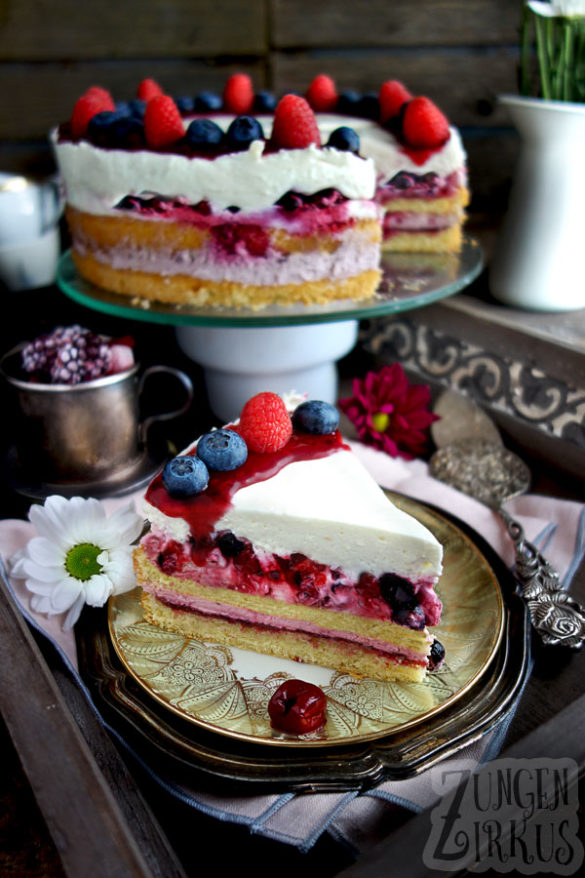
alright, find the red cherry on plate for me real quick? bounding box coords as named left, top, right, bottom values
left=268, top=679, right=327, bottom=734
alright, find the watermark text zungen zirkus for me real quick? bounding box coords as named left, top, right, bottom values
left=424, top=758, right=583, bottom=874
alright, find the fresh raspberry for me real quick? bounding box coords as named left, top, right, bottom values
left=238, top=392, right=292, bottom=453
left=223, top=73, right=254, bottom=114
left=70, top=89, right=116, bottom=139
left=378, top=80, right=412, bottom=122
left=306, top=74, right=338, bottom=112
left=271, top=95, right=321, bottom=150
left=401, top=96, right=450, bottom=148
left=144, top=95, right=185, bottom=148
left=137, top=78, right=164, bottom=102
left=84, top=86, right=115, bottom=105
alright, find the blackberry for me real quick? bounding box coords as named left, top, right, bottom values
left=389, top=172, right=414, bottom=190
left=21, top=325, right=112, bottom=385
left=51, top=329, right=111, bottom=384
left=394, top=605, right=426, bottom=630
left=378, top=573, right=417, bottom=611
left=276, top=191, right=305, bottom=212
left=428, top=639, right=446, bottom=670
left=217, top=532, right=246, bottom=558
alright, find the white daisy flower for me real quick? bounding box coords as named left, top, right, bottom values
left=528, top=1, right=585, bottom=17
left=10, top=495, right=144, bottom=630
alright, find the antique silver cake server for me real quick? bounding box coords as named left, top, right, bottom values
left=429, top=391, right=585, bottom=650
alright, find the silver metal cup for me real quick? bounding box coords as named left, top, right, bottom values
left=1, top=345, right=193, bottom=484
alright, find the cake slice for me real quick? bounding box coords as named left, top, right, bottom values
left=135, top=393, right=444, bottom=683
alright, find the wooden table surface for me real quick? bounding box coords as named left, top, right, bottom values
left=1, top=280, right=583, bottom=877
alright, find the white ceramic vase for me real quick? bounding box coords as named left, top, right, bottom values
left=490, top=95, right=585, bottom=312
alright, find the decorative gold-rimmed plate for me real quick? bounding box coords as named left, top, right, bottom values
left=107, top=494, right=505, bottom=748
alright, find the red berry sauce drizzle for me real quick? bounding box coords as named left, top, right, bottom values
left=146, top=428, right=348, bottom=541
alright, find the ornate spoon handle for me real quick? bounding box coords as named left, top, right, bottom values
left=499, top=508, right=585, bottom=650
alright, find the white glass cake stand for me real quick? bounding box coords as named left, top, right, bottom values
left=57, top=240, right=483, bottom=422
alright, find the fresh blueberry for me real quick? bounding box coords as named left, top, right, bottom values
left=429, top=639, right=446, bottom=670
left=196, top=429, right=248, bottom=471
left=225, top=116, right=264, bottom=150
left=185, top=118, right=224, bottom=149
left=326, top=126, right=360, bottom=154
left=87, top=108, right=144, bottom=148
left=128, top=99, right=147, bottom=119
left=175, top=95, right=195, bottom=114
left=217, top=531, right=246, bottom=558
left=110, top=115, right=145, bottom=148
left=393, top=605, right=426, bottom=630
left=253, top=90, right=277, bottom=112
left=194, top=91, right=222, bottom=112
left=378, top=573, right=417, bottom=611
left=87, top=110, right=124, bottom=145
left=162, top=455, right=209, bottom=497
left=336, top=90, right=360, bottom=114
left=355, top=92, right=379, bottom=119
left=292, top=400, right=339, bottom=435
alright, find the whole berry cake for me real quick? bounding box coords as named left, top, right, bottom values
left=135, top=392, right=444, bottom=683
left=53, top=74, right=468, bottom=309
left=53, top=79, right=381, bottom=309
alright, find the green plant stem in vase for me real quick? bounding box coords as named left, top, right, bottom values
left=521, top=1, right=585, bottom=102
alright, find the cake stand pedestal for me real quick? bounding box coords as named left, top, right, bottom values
left=57, top=240, right=483, bottom=422
left=175, top=321, right=358, bottom=422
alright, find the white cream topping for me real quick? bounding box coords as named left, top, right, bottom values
left=52, top=132, right=376, bottom=215
left=206, top=113, right=467, bottom=183
left=144, top=447, right=443, bottom=581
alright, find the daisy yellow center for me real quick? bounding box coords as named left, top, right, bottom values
left=65, top=543, right=103, bottom=581
left=371, top=412, right=390, bottom=432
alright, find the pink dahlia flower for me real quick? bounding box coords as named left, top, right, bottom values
left=339, top=364, right=439, bottom=459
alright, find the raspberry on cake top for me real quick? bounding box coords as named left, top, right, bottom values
left=135, top=392, right=445, bottom=684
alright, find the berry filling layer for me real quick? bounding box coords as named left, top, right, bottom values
left=73, top=226, right=380, bottom=285
left=382, top=211, right=461, bottom=233
left=377, top=170, right=466, bottom=203
left=141, top=586, right=430, bottom=668
left=141, top=528, right=442, bottom=629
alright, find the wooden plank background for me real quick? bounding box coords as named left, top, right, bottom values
left=0, top=0, right=525, bottom=211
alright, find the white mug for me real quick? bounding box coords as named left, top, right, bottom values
left=0, top=172, right=63, bottom=245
